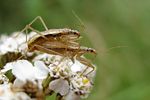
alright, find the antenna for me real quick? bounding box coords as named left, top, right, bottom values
left=72, top=10, right=85, bottom=32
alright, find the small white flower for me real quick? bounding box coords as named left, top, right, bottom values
left=3, top=60, right=49, bottom=87
left=12, top=60, right=36, bottom=82
left=34, top=61, right=49, bottom=79
left=49, top=78, right=69, bottom=96
left=0, top=32, right=37, bottom=54
left=0, top=33, right=25, bottom=54
left=69, top=74, right=93, bottom=98
left=0, top=37, right=19, bottom=54
left=71, top=60, right=84, bottom=72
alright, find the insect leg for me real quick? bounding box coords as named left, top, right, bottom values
left=14, top=16, right=48, bottom=39
left=25, top=25, right=48, bottom=40
left=33, top=44, right=64, bottom=56
left=28, top=16, right=48, bottom=31
left=16, top=25, right=48, bottom=49
left=76, top=56, right=95, bottom=76
left=67, top=41, right=80, bottom=47
left=33, top=44, right=67, bottom=67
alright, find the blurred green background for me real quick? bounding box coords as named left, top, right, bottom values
left=0, top=0, right=150, bottom=100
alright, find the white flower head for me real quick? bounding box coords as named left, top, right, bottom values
left=0, top=37, right=19, bottom=54
left=69, top=74, right=93, bottom=98
left=34, top=53, right=95, bottom=98
left=0, top=33, right=27, bottom=54
left=0, top=32, right=38, bottom=55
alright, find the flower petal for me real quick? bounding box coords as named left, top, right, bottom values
left=49, top=78, right=69, bottom=96
left=12, top=60, right=35, bottom=82
left=34, top=61, right=49, bottom=79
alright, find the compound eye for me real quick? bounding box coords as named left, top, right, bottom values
left=91, top=50, right=94, bottom=53
left=87, top=49, right=90, bottom=52
left=73, top=32, right=77, bottom=35
left=74, top=32, right=80, bottom=36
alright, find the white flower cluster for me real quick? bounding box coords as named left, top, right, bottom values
left=0, top=32, right=96, bottom=100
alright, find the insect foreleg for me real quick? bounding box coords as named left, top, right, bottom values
left=76, top=56, right=95, bottom=76
left=29, top=16, right=48, bottom=31
left=14, top=16, right=48, bottom=39
left=33, top=44, right=67, bottom=67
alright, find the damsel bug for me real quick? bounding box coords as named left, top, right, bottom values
left=19, top=16, right=96, bottom=75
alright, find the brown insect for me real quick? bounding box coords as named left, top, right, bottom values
left=19, top=16, right=96, bottom=75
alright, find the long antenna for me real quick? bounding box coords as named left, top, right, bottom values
left=105, top=46, right=128, bottom=53
left=72, top=10, right=85, bottom=31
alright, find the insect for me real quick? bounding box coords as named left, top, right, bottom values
left=19, top=16, right=96, bottom=75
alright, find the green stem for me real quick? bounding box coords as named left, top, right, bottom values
left=42, top=74, right=51, bottom=90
